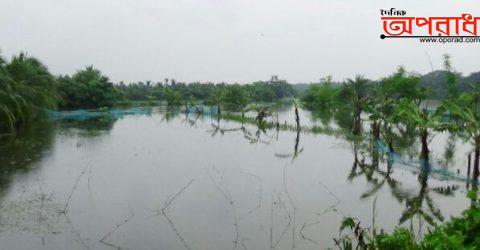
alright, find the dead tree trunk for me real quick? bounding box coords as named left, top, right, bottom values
left=294, top=106, right=300, bottom=130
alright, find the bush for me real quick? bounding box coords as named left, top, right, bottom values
left=57, top=66, right=119, bottom=110
left=334, top=191, right=480, bottom=249
left=301, top=82, right=340, bottom=110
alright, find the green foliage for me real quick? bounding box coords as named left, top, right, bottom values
left=224, top=84, right=250, bottom=110
left=247, top=82, right=275, bottom=102
left=439, top=92, right=480, bottom=139
left=204, top=88, right=226, bottom=107
left=301, top=81, right=340, bottom=110
left=374, top=228, right=418, bottom=249
left=443, top=54, right=458, bottom=99
left=163, top=88, right=183, bottom=106
left=378, top=67, right=425, bottom=102
left=394, top=99, right=446, bottom=131
left=57, top=66, right=119, bottom=110
left=117, top=81, right=159, bottom=101
left=341, top=75, right=371, bottom=103
left=333, top=192, right=480, bottom=249
left=0, top=52, right=58, bottom=132
left=114, top=80, right=296, bottom=105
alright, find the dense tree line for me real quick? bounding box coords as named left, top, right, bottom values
left=115, top=80, right=297, bottom=106
left=2, top=50, right=480, bottom=137
left=0, top=52, right=297, bottom=133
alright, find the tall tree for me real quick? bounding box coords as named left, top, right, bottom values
left=443, top=54, right=458, bottom=99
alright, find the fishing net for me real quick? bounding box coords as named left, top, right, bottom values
left=46, top=108, right=149, bottom=121
left=376, top=140, right=466, bottom=181
left=183, top=105, right=219, bottom=115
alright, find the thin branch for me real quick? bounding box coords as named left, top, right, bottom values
left=206, top=168, right=240, bottom=249
left=99, top=209, right=135, bottom=249
left=272, top=196, right=292, bottom=249
left=87, top=165, right=93, bottom=200
left=283, top=163, right=297, bottom=249
left=63, top=162, right=90, bottom=213
left=160, top=179, right=195, bottom=250
left=64, top=213, right=90, bottom=249
left=163, top=179, right=195, bottom=212
left=239, top=171, right=263, bottom=216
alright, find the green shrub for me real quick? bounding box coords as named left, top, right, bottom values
left=334, top=191, right=480, bottom=249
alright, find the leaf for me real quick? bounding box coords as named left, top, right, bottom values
left=467, top=190, right=477, bottom=201
left=340, top=217, right=356, bottom=232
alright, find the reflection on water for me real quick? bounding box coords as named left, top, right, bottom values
left=0, top=121, right=55, bottom=194
left=0, top=105, right=473, bottom=249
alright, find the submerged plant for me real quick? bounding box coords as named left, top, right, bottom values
left=342, top=75, right=371, bottom=135
left=440, top=91, right=480, bottom=180
left=394, top=100, right=446, bottom=161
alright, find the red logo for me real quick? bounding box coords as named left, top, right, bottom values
left=380, top=8, right=479, bottom=39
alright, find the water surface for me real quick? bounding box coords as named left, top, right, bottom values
left=0, top=106, right=471, bottom=249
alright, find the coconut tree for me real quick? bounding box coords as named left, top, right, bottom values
left=0, top=52, right=58, bottom=133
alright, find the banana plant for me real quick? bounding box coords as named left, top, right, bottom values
left=343, top=75, right=371, bottom=135
left=394, top=99, right=447, bottom=161
left=440, top=92, right=480, bottom=180
left=205, top=88, right=226, bottom=116
left=364, top=98, right=398, bottom=160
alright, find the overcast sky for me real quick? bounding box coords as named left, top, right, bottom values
left=1, top=0, right=479, bottom=83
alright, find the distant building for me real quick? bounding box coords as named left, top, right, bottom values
left=268, top=75, right=287, bottom=84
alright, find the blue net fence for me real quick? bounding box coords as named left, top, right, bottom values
left=46, top=108, right=149, bottom=121
left=183, top=105, right=219, bottom=115
left=376, top=139, right=467, bottom=182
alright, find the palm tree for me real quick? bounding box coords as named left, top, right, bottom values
left=0, top=52, right=58, bottom=133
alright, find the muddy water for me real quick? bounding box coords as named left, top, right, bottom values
left=0, top=106, right=471, bottom=249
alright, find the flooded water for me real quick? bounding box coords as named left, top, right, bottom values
left=0, top=106, right=472, bottom=249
